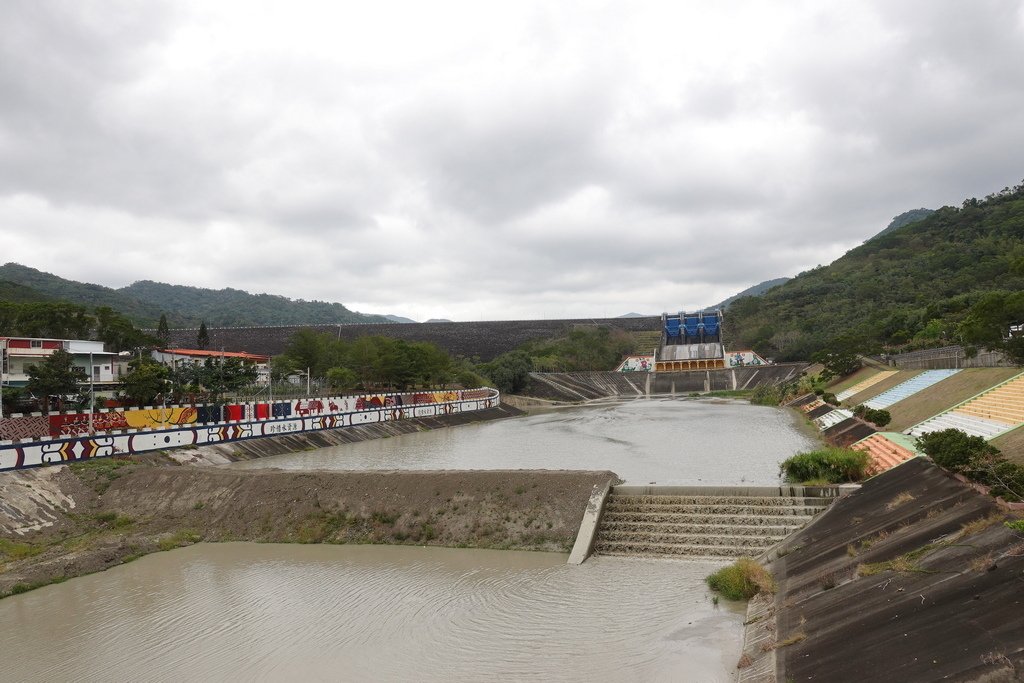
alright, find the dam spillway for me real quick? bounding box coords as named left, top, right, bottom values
left=589, top=485, right=840, bottom=561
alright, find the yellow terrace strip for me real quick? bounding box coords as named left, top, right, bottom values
left=952, top=373, right=1024, bottom=427
left=835, top=370, right=899, bottom=402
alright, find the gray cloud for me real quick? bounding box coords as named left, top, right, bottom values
left=1, top=1, right=1023, bottom=322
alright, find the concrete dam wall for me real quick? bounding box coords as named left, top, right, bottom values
left=162, top=316, right=662, bottom=361
left=525, top=363, right=809, bottom=401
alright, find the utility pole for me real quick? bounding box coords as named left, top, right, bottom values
left=88, top=350, right=95, bottom=435
left=306, top=366, right=310, bottom=396
left=0, top=338, right=6, bottom=421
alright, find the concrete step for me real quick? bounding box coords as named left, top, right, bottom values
left=601, top=511, right=818, bottom=526
left=606, top=495, right=833, bottom=508
left=603, top=503, right=827, bottom=517
left=601, top=520, right=807, bottom=536
left=598, top=531, right=783, bottom=548
left=594, top=541, right=753, bottom=558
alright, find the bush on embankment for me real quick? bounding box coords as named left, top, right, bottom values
left=706, top=557, right=777, bottom=601
left=780, top=448, right=870, bottom=484
left=852, top=405, right=891, bottom=427
left=916, top=428, right=1024, bottom=501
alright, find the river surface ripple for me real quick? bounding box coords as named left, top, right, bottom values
left=2, top=543, right=744, bottom=682
left=230, top=397, right=818, bottom=485
left=4, top=399, right=817, bottom=681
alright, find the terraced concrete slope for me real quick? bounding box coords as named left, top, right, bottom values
left=851, top=432, right=918, bottom=475
left=763, top=458, right=1023, bottom=682
left=886, top=367, right=1022, bottom=431
left=842, top=369, right=920, bottom=406
left=593, top=487, right=833, bottom=560
left=835, top=370, right=899, bottom=402
left=907, top=371, right=1024, bottom=439
left=862, top=369, right=960, bottom=409
left=813, top=408, right=853, bottom=430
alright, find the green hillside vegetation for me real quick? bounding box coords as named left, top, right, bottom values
left=728, top=181, right=1024, bottom=362
left=0, top=280, right=52, bottom=303
left=0, top=263, right=387, bottom=327
left=0, top=263, right=168, bottom=324
left=0, top=301, right=157, bottom=351
left=121, top=280, right=389, bottom=327
left=715, top=277, right=791, bottom=310
left=869, top=208, right=935, bottom=241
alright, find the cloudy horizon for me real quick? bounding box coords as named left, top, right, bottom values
left=2, top=1, right=1023, bottom=322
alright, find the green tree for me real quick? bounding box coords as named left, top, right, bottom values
left=197, top=322, right=210, bottom=350
left=325, top=366, right=358, bottom=392
left=26, top=349, right=87, bottom=413
left=120, top=358, right=170, bottom=406
left=480, top=350, right=533, bottom=394
left=156, top=314, right=170, bottom=348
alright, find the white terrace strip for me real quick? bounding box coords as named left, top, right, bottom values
left=814, top=408, right=854, bottom=430
left=905, top=411, right=1010, bottom=439
left=862, top=369, right=961, bottom=409
left=834, top=370, right=899, bottom=402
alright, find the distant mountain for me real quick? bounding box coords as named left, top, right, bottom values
left=715, top=278, right=791, bottom=310
left=424, top=318, right=453, bottom=323
left=869, top=208, right=935, bottom=241
left=617, top=312, right=648, bottom=318
left=384, top=314, right=418, bottom=324
left=0, top=263, right=389, bottom=327
left=121, top=280, right=388, bottom=327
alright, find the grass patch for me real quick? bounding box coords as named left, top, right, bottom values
left=885, top=491, right=916, bottom=511
left=706, top=558, right=776, bottom=601
left=779, top=448, right=870, bottom=484
left=157, top=530, right=202, bottom=552
left=0, top=539, right=44, bottom=561
left=777, top=632, right=807, bottom=647
left=960, top=513, right=1005, bottom=537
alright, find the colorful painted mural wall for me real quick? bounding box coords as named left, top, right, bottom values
left=726, top=350, right=769, bottom=367
left=616, top=355, right=654, bottom=372
left=0, top=388, right=500, bottom=471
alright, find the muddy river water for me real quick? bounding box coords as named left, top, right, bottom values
left=2, top=399, right=816, bottom=681
left=232, top=397, right=818, bottom=484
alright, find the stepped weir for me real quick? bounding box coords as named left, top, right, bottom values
left=569, top=484, right=844, bottom=564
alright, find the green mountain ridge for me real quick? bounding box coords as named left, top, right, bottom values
left=0, top=263, right=387, bottom=328
left=715, top=277, right=791, bottom=310
left=728, top=181, right=1024, bottom=360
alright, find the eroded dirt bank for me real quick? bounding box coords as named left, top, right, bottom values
left=0, top=461, right=619, bottom=598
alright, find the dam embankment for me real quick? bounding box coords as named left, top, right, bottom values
left=740, top=457, right=1024, bottom=682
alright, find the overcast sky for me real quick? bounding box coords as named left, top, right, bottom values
left=2, top=1, right=1023, bottom=322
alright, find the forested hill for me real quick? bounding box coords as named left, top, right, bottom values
left=121, top=280, right=389, bottom=327
left=0, top=263, right=168, bottom=323
left=728, top=181, right=1024, bottom=361
left=715, top=277, right=790, bottom=310
left=0, top=263, right=388, bottom=327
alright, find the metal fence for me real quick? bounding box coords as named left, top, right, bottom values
left=887, top=345, right=1016, bottom=370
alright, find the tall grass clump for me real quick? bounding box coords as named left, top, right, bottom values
left=780, top=448, right=870, bottom=484
left=706, top=557, right=776, bottom=601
